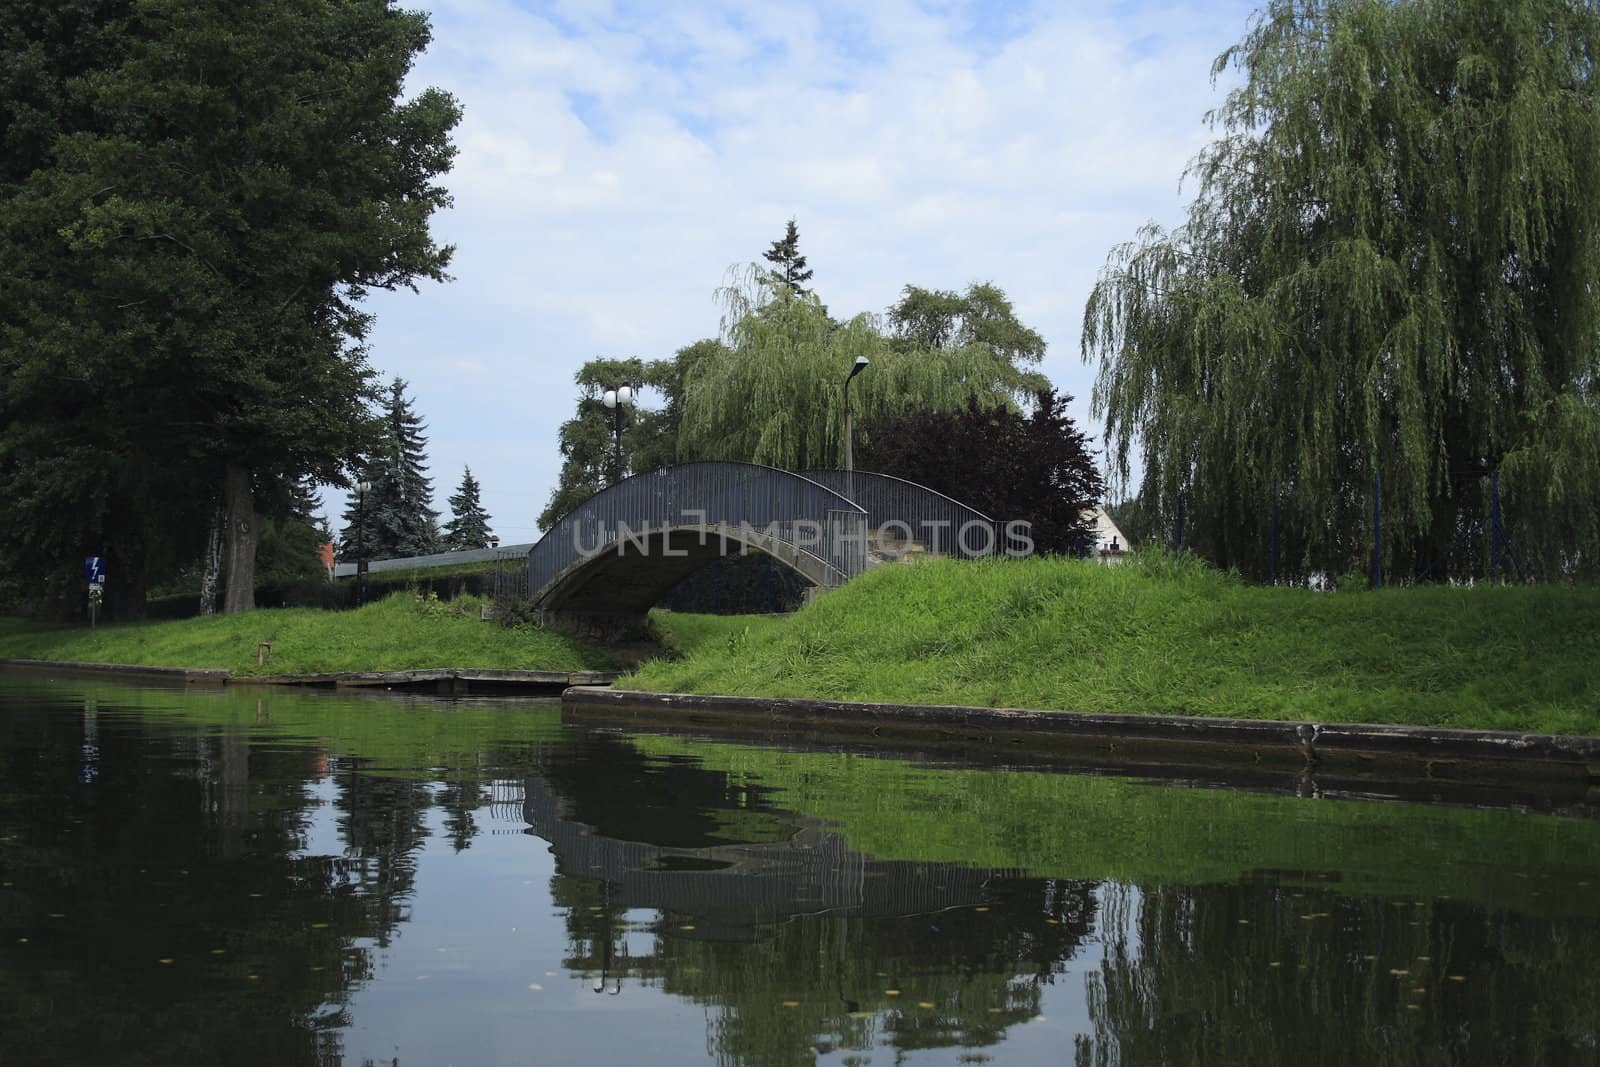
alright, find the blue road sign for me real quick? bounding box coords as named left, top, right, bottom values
left=84, top=556, right=106, bottom=584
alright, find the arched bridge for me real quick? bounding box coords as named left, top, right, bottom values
left=527, top=462, right=996, bottom=637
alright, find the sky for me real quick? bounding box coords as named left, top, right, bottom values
left=334, top=0, right=1261, bottom=545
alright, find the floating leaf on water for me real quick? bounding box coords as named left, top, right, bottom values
left=1362, top=955, right=1377, bottom=961
left=247, top=975, right=258, bottom=981
left=1406, top=1004, right=1421, bottom=1011
left=1044, top=919, right=1059, bottom=925
left=17, top=938, right=28, bottom=944
left=884, top=989, right=901, bottom=996
left=974, top=907, right=989, bottom=913
left=1413, top=987, right=1426, bottom=993
left=1389, top=969, right=1410, bottom=977
left=1416, top=955, right=1430, bottom=961
left=211, top=949, right=226, bottom=956
left=158, top=958, right=174, bottom=965
left=545, top=971, right=558, bottom=977
left=781, top=1000, right=800, bottom=1008
left=310, top=922, right=329, bottom=929
left=1268, top=962, right=1282, bottom=968
left=848, top=1012, right=874, bottom=1020
left=679, top=924, right=695, bottom=931
left=1448, top=975, right=1467, bottom=982
left=987, top=1008, right=1005, bottom=1014
left=1299, top=912, right=1329, bottom=920
left=47, top=913, right=64, bottom=919
left=1237, top=919, right=1250, bottom=925
left=918, top=1002, right=936, bottom=1010
left=528, top=984, right=543, bottom=991
left=415, top=975, right=429, bottom=981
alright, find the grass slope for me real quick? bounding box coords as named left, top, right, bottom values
left=0, top=593, right=616, bottom=676
left=633, top=553, right=1600, bottom=735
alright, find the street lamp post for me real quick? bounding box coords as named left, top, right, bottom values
left=355, top=480, right=371, bottom=607
left=843, top=356, right=870, bottom=474
left=601, top=385, right=633, bottom=485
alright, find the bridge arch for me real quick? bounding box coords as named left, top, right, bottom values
left=528, top=462, right=867, bottom=637
left=798, top=469, right=1000, bottom=559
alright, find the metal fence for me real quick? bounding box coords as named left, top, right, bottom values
left=800, top=469, right=1000, bottom=559
left=527, top=462, right=869, bottom=604
left=332, top=542, right=533, bottom=579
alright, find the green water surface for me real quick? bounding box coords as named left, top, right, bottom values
left=1, top=673, right=1596, bottom=1066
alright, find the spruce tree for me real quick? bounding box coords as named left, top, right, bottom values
left=340, top=378, right=438, bottom=559
left=762, top=218, right=814, bottom=295
left=443, top=466, right=494, bottom=550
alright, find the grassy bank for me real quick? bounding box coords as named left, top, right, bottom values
left=633, top=554, right=1600, bottom=735
left=0, top=593, right=616, bottom=676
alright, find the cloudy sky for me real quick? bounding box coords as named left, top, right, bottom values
left=340, top=0, right=1261, bottom=545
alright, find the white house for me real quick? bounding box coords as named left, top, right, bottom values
left=1086, top=506, right=1130, bottom=564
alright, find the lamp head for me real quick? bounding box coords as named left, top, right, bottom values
left=617, top=384, right=634, bottom=405
left=358, top=480, right=371, bottom=493
left=848, top=356, right=870, bottom=380
left=602, top=389, right=618, bottom=409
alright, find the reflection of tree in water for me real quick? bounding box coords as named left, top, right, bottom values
left=1075, top=881, right=1600, bottom=1067
left=0, top=700, right=432, bottom=1065
left=329, top=759, right=433, bottom=936
left=437, top=778, right=488, bottom=853
left=528, top=732, right=1100, bottom=1067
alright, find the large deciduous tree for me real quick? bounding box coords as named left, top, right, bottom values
left=861, top=389, right=1104, bottom=556
left=889, top=282, right=1047, bottom=369
left=536, top=355, right=687, bottom=530
left=1082, top=0, right=1600, bottom=582
left=676, top=269, right=1047, bottom=472
left=0, top=0, right=459, bottom=616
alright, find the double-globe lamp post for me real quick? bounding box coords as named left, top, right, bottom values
left=602, top=385, right=633, bottom=485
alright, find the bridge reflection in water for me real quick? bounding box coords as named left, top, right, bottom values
left=507, top=729, right=1099, bottom=1065
left=522, top=773, right=1003, bottom=941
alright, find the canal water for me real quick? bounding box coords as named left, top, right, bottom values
left=2, top=675, right=1598, bottom=1066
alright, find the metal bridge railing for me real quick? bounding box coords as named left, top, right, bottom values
left=529, top=463, right=869, bottom=603
left=800, top=469, right=999, bottom=559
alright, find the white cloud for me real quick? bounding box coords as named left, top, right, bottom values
left=332, top=0, right=1258, bottom=539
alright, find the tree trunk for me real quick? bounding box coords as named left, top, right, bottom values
left=221, top=464, right=257, bottom=614
left=198, top=505, right=225, bottom=615
left=105, top=561, right=148, bottom=622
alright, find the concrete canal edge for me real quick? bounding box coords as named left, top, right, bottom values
left=0, top=659, right=620, bottom=694
left=0, top=657, right=229, bottom=685
left=561, top=686, right=1600, bottom=787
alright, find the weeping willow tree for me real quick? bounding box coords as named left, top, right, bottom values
left=679, top=267, right=1048, bottom=470
left=1083, top=0, right=1600, bottom=582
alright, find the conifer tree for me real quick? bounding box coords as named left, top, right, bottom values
left=762, top=219, right=814, bottom=295
left=443, top=466, right=494, bottom=550
left=340, top=378, right=438, bottom=559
